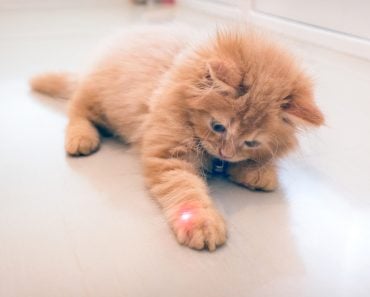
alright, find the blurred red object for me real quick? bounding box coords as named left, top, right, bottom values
left=131, top=0, right=175, bottom=4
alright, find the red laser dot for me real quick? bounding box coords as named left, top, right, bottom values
left=180, top=211, right=192, bottom=222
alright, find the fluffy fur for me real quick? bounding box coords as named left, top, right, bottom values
left=30, top=27, right=324, bottom=251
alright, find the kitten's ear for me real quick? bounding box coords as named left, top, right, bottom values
left=206, top=59, right=240, bottom=87
left=281, top=94, right=324, bottom=126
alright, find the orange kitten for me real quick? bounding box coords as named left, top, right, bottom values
left=31, top=27, right=324, bottom=251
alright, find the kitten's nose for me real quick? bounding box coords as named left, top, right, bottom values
left=219, top=148, right=234, bottom=159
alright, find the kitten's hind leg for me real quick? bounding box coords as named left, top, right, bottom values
left=65, top=116, right=100, bottom=156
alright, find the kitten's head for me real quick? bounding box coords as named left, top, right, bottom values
left=177, top=29, right=324, bottom=163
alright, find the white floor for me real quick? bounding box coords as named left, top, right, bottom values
left=1, top=3, right=370, bottom=297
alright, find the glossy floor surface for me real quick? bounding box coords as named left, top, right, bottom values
left=1, top=3, right=370, bottom=297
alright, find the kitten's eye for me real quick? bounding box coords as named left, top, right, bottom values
left=211, top=121, right=226, bottom=133
left=245, top=140, right=260, bottom=148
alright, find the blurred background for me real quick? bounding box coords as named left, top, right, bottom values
left=1, top=1, right=370, bottom=297
left=2, top=0, right=370, bottom=79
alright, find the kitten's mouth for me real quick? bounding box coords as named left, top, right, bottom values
left=218, top=155, right=239, bottom=162
left=217, top=155, right=232, bottom=161
left=214, top=151, right=247, bottom=163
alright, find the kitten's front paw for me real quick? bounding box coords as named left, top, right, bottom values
left=169, top=206, right=227, bottom=251
left=241, top=168, right=278, bottom=191
left=65, top=134, right=100, bottom=156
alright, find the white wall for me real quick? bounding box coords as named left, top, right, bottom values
left=254, top=0, right=370, bottom=40
left=180, top=0, right=370, bottom=61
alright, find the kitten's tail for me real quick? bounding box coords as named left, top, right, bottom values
left=30, top=72, right=78, bottom=99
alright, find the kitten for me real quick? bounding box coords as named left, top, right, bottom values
left=31, top=27, right=324, bottom=251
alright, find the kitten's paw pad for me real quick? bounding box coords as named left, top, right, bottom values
left=243, top=169, right=278, bottom=192
left=65, top=135, right=100, bottom=156
left=172, top=207, right=227, bottom=251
